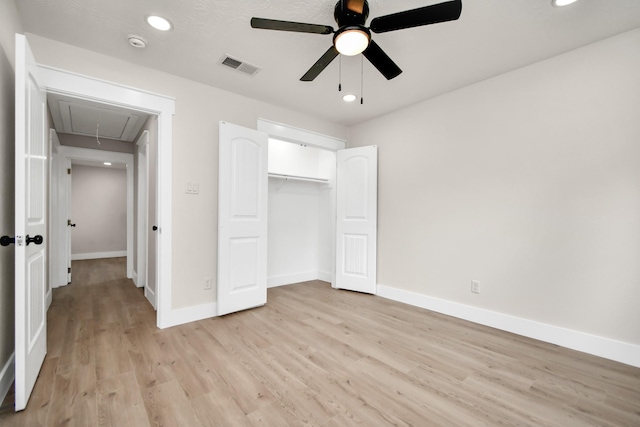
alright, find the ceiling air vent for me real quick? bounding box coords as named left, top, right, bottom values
left=220, top=55, right=260, bottom=76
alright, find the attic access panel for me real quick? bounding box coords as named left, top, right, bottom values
left=48, top=93, right=148, bottom=142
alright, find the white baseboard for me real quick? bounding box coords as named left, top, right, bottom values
left=159, top=272, right=335, bottom=329
left=71, top=250, right=127, bottom=261
left=318, top=270, right=332, bottom=283
left=268, top=271, right=321, bottom=288
left=376, top=285, right=640, bottom=368
left=161, top=302, right=217, bottom=329
left=0, top=353, right=15, bottom=406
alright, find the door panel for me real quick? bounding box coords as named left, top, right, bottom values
left=148, top=126, right=158, bottom=308
left=15, top=33, right=48, bottom=411
left=136, top=131, right=148, bottom=290
left=65, top=158, right=71, bottom=283
left=335, top=146, right=377, bottom=294
left=218, top=122, right=268, bottom=316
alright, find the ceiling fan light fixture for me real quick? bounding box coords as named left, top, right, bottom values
left=334, top=26, right=370, bottom=56
left=552, top=0, right=579, bottom=7
left=343, top=94, right=357, bottom=102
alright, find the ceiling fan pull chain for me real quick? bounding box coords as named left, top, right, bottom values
left=360, top=54, right=364, bottom=104
left=338, top=55, right=342, bottom=92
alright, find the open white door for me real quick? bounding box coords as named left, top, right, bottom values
left=48, top=130, right=69, bottom=289
left=136, top=131, right=148, bottom=290
left=217, top=122, right=268, bottom=316
left=14, top=33, right=48, bottom=412
left=145, top=130, right=158, bottom=309
left=335, top=145, right=377, bottom=294
left=65, top=158, right=72, bottom=283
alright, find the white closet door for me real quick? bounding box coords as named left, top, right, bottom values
left=335, top=145, right=377, bottom=294
left=14, top=33, right=48, bottom=412
left=217, top=122, right=268, bottom=315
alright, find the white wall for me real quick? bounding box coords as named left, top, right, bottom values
left=0, top=0, right=22, bottom=402
left=349, top=28, right=640, bottom=348
left=26, top=33, right=349, bottom=310
left=71, top=165, right=127, bottom=259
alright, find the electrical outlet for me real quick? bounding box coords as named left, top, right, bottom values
left=471, top=280, right=480, bottom=294
left=204, top=277, right=212, bottom=290
left=186, top=181, right=200, bottom=194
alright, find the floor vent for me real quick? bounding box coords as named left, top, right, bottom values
left=220, top=55, right=260, bottom=76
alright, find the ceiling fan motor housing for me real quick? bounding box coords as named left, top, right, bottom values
left=334, top=0, right=369, bottom=27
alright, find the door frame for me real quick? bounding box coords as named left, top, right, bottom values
left=38, top=65, right=175, bottom=328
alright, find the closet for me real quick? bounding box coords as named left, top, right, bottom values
left=217, top=120, right=377, bottom=316
left=267, top=138, right=336, bottom=288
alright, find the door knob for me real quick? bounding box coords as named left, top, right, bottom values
left=1, top=236, right=15, bottom=246
left=67, top=220, right=76, bottom=227
left=26, top=235, right=44, bottom=246
left=152, top=225, right=158, bottom=231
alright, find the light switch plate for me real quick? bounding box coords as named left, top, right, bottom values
left=186, top=181, right=199, bottom=194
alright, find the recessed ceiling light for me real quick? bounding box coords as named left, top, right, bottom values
left=103, top=162, right=112, bottom=166
left=552, top=0, right=579, bottom=7
left=343, top=94, right=357, bottom=102
left=147, top=15, right=172, bottom=31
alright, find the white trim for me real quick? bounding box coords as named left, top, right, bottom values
left=71, top=251, right=127, bottom=260
left=37, top=65, right=174, bottom=329
left=268, top=271, right=319, bottom=288
left=0, top=353, right=15, bottom=405
left=132, top=270, right=138, bottom=287
left=161, top=302, right=217, bottom=328
left=377, top=285, right=640, bottom=368
left=267, top=271, right=333, bottom=288
left=257, top=118, right=346, bottom=151
left=318, top=270, right=332, bottom=282
left=37, top=65, right=175, bottom=114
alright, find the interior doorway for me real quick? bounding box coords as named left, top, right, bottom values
left=50, top=135, right=136, bottom=289
left=37, top=64, right=175, bottom=328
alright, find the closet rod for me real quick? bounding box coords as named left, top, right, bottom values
left=268, top=173, right=329, bottom=184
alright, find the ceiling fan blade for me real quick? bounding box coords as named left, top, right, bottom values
left=369, top=0, right=462, bottom=33
left=344, top=0, right=365, bottom=14
left=363, top=40, right=402, bottom=80
left=300, top=46, right=340, bottom=81
left=251, top=17, right=333, bottom=35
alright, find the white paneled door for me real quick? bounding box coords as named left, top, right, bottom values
left=217, top=122, right=268, bottom=316
left=14, top=33, right=48, bottom=411
left=335, top=146, right=378, bottom=294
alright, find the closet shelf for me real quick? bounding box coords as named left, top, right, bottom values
left=268, top=173, right=329, bottom=184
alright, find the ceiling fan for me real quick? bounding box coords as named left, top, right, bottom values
left=251, top=0, right=462, bottom=82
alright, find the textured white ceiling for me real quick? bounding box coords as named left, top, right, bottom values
left=15, top=0, right=640, bottom=126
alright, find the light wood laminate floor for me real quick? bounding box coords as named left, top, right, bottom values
left=1, top=257, right=639, bottom=426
